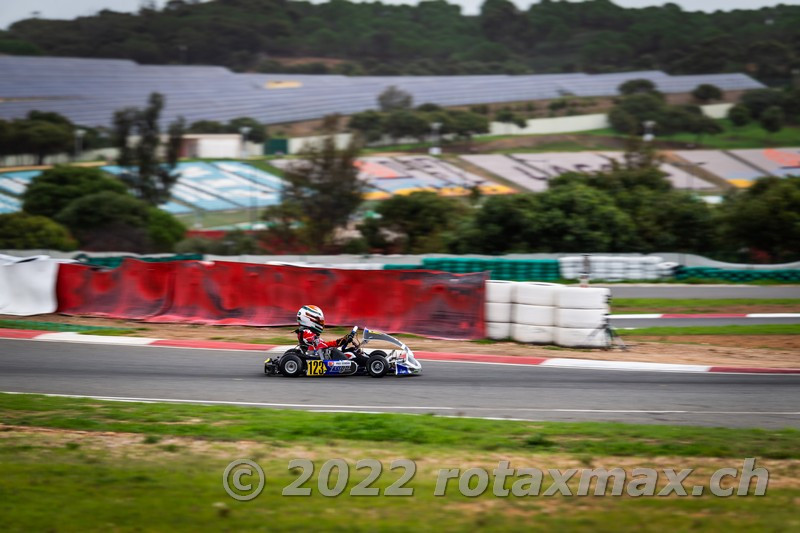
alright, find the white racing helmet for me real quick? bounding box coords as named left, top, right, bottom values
left=297, top=305, right=325, bottom=334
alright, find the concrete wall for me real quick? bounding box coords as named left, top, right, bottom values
left=487, top=104, right=732, bottom=136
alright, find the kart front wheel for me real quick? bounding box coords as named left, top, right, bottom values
left=279, top=353, right=304, bottom=378
left=367, top=353, right=389, bottom=378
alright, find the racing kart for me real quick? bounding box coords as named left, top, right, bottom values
left=264, top=326, right=422, bottom=378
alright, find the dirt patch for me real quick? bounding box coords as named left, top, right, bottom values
left=3, top=314, right=798, bottom=369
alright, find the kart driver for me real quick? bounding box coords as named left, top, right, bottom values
left=295, top=305, right=350, bottom=360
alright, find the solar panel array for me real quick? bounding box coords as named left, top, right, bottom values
left=0, top=161, right=284, bottom=215
left=461, top=153, right=714, bottom=191
left=0, top=56, right=764, bottom=128
left=271, top=155, right=515, bottom=199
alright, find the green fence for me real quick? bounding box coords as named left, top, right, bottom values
left=73, top=254, right=203, bottom=269
left=384, top=258, right=561, bottom=281
left=675, top=267, right=800, bottom=282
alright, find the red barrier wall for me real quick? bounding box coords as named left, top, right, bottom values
left=56, top=261, right=175, bottom=319
left=56, top=259, right=486, bottom=339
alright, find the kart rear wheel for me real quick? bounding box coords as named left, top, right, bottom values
left=367, top=353, right=389, bottom=378
left=279, top=353, right=304, bottom=378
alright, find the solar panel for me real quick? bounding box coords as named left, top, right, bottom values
left=0, top=56, right=766, bottom=127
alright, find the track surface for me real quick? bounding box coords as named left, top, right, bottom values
left=1, top=339, right=798, bottom=429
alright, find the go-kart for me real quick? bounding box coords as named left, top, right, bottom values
left=264, top=326, right=422, bottom=378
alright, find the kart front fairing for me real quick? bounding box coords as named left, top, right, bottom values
left=362, top=329, right=422, bottom=376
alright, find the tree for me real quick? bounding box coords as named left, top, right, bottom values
left=740, top=89, right=786, bottom=119
left=263, top=117, right=364, bottom=252
left=550, top=166, right=717, bottom=253
left=534, top=183, right=638, bottom=252
left=55, top=190, right=183, bottom=252
left=13, top=119, right=73, bottom=165
left=348, top=110, right=385, bottom=142
left=146, top=207, right=187, bottom=252
left=608, top=93, right=665, bottom=134
left=618, top=78, right=660, bottom=96
left=448, top=193, right=542, bottom=254
left=0, top=212, right=76, bottom=250
left=112, top=92, right=184, bottom=206
left=187, top=120, right=227, bottom=133
left=719, top=177, right=800, bottom=261
left=228, top=117, right=267, bottom=143
left=365, top=191, right=469, bottom=253
left=378, top=86, right=413, bottom=112
left=691, top=84, right=723, bottom=103
left=759, top=105, right=785, bottom=135
left=22, top=166, right=127, bottom=219
left=728, top=104, right=751, bottom=127
left=495, top=108, right=527, bottom=128
left=384, top=110, right=430, bottom=141
left=447, top=110, right=490, bottom=138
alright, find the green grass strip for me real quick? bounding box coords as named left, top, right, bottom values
left=613, top=298, right=800, bottom=309
left=1, top=393, right=797, bottom=458
left=0, top=319, right=115, bottom=332
left=620, top=324, right=800, bottom=336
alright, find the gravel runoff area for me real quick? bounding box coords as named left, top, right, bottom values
left=3, top=313, right=798, bottom=369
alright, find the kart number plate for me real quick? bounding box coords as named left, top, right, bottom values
left=307, top=360, right=326, bottom=376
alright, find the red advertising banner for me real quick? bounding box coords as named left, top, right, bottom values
left=56, top=261, right=175, bottom=319
left=56, top=259, right=486, bottom=339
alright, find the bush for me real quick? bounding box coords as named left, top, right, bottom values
left=741, top=89, right=786, bottom=118
left=759, top=105, right=785, bottom=134
left=147, top=208, right=186, bottom=252
left=55, top=191, right=184, bottom=252
left=0, top=212, right=76, bottom=250
left=691, top=84, right=723, bottom=103
left=22, top=166, right=126, bottom=219
left=728, top=104, right=752, bottom=127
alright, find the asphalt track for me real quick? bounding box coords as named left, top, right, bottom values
left=1, top=339, right=798, bottom=429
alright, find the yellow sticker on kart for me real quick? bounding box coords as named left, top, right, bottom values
left=307, top=359, right=326, bottom=376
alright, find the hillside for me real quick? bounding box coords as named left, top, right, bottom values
left=2, top=0, right=798, bottom=82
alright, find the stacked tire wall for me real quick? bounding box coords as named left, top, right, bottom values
left=486, top=281, right=610, bottom=347
left=675, top=267, right=800, bottom=283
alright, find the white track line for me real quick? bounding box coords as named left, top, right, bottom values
left=3, top=392, right=798, bottom=416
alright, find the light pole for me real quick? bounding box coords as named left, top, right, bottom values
left=642, top=120, right=656, bottom=143
left=240, top=126, right=254, bottom=228
left=429, top=122, right=442, bottom=156
left=74, top=128, right=86, bottom=162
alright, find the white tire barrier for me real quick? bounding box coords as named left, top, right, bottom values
left=512, top=304, right=555, bottom=327
left=515, top=282, right=561, bottom=306
left=555, top=327, right=608, bottom=348
left=486, top=321, right=511, bottom=340
left=559, top=256, right=665, bottom=281
left=0, top=257, right=61, bottom=316
left=485, top=302, right=513, bottom=323
left=556, top=287, right=610, bottom=310
left=511, top=324, right=555, bottom=344
left=555, top=308, right=608, bottom=329
left=486, top=280, right=516, bottom=303
left=484, top=280, right=613, bottom=349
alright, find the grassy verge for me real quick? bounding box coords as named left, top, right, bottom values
left=619, top=324, right=800, bottom=336
left=0, top=319, right=124, bottom=332
left=583, top=120, right=800, bottom=149
left=612, top=298, right=800, bottom=313
left=2, top=393, right=799, bottom=532
left=2, top=393, right=798, bottom=458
